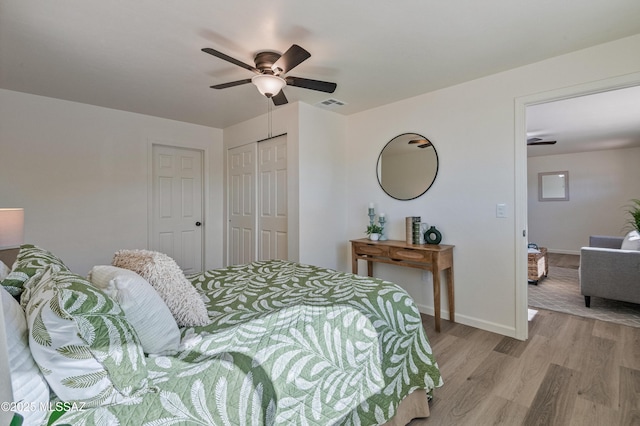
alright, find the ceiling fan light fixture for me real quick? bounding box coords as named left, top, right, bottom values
left=252, top=74, right=286, bottom=98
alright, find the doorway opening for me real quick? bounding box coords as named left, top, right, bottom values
left=514, top=72, right=640, bottom=340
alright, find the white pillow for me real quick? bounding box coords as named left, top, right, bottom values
left=0, top=260, right=10, bottom=281
left=88, top=265, right=181, bottom=355
left=621, top=230, right=640, bottom=251
left=1, top=286, right=50, bottom=426
left=112, top=249, right=210, bottom=327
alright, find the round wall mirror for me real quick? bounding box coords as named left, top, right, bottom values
left=376, top=133, right=439, bottom=200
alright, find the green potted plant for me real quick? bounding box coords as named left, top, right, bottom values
left=625, top=198, right=640, bottom=233
left=366, top=224, right=383, bottom=241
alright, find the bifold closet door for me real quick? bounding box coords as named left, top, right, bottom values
left=258, top=136, right=288, bottom=261
left=227, top=143, right=257, bottom=265
left=227, top=136, right=288, bottom=265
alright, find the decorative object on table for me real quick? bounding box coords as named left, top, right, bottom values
left=405, top=217, right=413, bottom=244
left=366, top=203, right=383, bottom=241
left=378, top=213, right=387, bottom=241
left=366, top=223, right=383, bottom=241
left=424, top=225, right=442, bottom=245
left=412, top=217, right=422, bottom=244
left=368, top=202, right=376, bottom=226
left=419, top=223, right=429, bottom=244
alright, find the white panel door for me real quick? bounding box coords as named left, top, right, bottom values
left=258, top=136, right=288, bottom=260
left=227, top=144, right=257, bottom=265
left=152, top=145, right=203, bottom=273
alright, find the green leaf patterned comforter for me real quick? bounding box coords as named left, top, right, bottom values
left=54, top=260, right=441, bottom=425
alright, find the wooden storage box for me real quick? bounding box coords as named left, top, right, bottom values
left=528, top=246, right=548, bottom=283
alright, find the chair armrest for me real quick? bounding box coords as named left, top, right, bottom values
left=580, top=247, right=640, bottom=303
left=589, top=235, right=624, bottom=249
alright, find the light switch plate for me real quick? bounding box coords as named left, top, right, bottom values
left=496, top=203, right=507, bottom=218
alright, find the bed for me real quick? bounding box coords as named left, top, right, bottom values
left=0, top=245, right=442, bottom=425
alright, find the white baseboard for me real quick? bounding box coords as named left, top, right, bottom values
left=416, top=303, right=519, bottom=339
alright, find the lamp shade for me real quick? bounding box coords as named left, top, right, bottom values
left=0, top=208, right=24, bottom=249
left=251, top=74, right=286, bottom=98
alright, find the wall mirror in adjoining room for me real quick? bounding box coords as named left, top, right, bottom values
left=376, top=133, right=439, bottom=200
left=538, top=171, right=569, bottom=201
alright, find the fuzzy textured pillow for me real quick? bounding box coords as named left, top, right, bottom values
left=88, top=265, right=181, bottom=354
left=112, top=249, right=210, bottom=327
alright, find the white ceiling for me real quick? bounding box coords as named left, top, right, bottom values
left=2, top=0, right=640, bottom=135
left=527, top=85, right=640, bottom=157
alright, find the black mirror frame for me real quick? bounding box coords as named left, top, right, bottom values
left=376, top=132, right=439, bottom=201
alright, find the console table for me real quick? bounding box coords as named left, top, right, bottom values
left=350, top=238, right=455, bottom=332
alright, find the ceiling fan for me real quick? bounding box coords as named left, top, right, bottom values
left=527, top=137, right=557, bottom=146
left=202, top=44, right=337, bottom=106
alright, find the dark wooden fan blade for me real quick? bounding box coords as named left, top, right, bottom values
left=272, top=90, right=288, bottom=106
left=210, top=79, right=252, bottom=89
left=202, top=48, right=259, bottom=73
left=285, top=76, right=337, bottom=93
left=271, top=44, right=310, bottom=74
left=527, top=137, right=542, bottom=143
left=527, top=140, right=557, bottom=145
left=528, top=141, right=557, bottom=145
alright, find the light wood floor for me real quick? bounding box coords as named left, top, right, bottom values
left=411, top=309, right=640, bottom=425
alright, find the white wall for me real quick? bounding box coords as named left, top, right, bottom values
left=528, top=147, right=640, bottom=254
left=0, top=89, right=224, bottom=274
left=223, top=102, right=348, bottom=271
left=297, top=103, right=348, bottom=270
left=346, top=34, right=640, bottom=337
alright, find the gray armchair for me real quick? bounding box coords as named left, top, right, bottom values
left=580, top=235, right=640, bottom=307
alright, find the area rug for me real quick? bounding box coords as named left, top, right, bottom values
left=528, top=265, right=640, bottom=329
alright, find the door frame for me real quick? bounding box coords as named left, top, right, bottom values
left=513, top=71, right=640, bottom=340
left=147, top=139, right=210, bottom=271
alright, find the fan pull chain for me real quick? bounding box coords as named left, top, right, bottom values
left=267, top=97, right=273, bottom=138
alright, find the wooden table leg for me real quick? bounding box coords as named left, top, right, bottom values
left=351, top=246, right=358, bottom=274
left=446, top=267, right=455, bottom=323
left=367, top=260, right=373, bottom=277
left=433, top=266, right=441, bottom=332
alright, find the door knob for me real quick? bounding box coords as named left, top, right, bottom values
left=195, top=221, right=202, bottom=227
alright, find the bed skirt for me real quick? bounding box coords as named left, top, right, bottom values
left=381, top=389, right=430, bottom=426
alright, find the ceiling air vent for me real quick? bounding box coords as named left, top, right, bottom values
left=317, top=98, right=347, bottom=109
